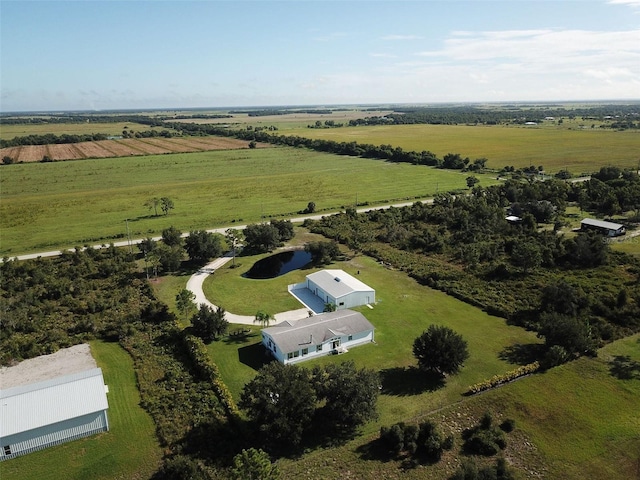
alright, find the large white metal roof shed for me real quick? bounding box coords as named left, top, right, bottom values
left=0, top=367, right=109, bottom=460
left=304, top=269, right=375, bottom=310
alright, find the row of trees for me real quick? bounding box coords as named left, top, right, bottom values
left=164, top=121, right=488, bottom=171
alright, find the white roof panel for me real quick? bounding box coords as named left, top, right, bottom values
left=0, top=368, right=108, bottom=438
left=581, top=218, right=624, bottom=230
left=306, top=269, right=374, bottom=299
left=263, top=310, right=374, bottom=354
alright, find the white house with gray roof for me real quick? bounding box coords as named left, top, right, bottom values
left=261, top=309, right=375, bottom=364
left=0, top=368, right=109, bottom=461
left=289, top=269, right=375, bottom=313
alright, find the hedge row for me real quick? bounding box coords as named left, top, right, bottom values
left=182, top=334, right=239, bottom=418
left=466, top=362, right=540, bottom=395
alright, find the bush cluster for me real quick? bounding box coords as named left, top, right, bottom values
left=466, top=362, right=540, bottom=395
left=379, top=420, right=453, bottom=462
left=462, top=412, right=515, bottom=456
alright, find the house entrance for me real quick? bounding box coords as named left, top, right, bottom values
left=331, top=339, right=341, bottom=349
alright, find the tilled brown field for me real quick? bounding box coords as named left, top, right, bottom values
left=1, top=136, right=266, bottom=162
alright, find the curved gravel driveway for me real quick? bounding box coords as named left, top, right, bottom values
left=185, top=253, right=310, bottom=326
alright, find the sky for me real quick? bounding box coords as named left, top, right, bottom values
left=1, top=0, right=639, bottom=112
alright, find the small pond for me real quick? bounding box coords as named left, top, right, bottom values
left=244, top=250, right=312, bottom=279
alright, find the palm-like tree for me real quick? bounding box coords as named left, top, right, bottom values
left=254, top=310, right=272, bottom=328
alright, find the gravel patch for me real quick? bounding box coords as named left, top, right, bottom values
left=0, top=344, right=97, bottom=389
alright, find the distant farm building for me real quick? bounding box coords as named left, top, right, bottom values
left=581, top=218, right=626, bottom=237
left=261, top=309, right=375, bottom=364
left=288, top=269, right=375, bottom=313
left=0, top=346, right=109, bottom=461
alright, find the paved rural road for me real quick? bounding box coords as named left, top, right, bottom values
left=8, top=199, right=434, bottom=261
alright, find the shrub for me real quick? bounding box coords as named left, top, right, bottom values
left=500, top=418, right=516, bottom=433
left=466, top=362, right=540, bottom=395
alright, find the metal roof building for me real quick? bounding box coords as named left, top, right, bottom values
left=262, top=310, right=375, bottom=364
left=289, top=269, right=375, bottom=312
left=581, top=218, right=626, bottom=237
left=0, top=368, right=109, bottom=461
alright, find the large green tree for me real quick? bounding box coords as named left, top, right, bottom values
left=191, top=304, right=228, bottom=342
left=161, top=225, right=183, bottom=247
left=243, top=223, right=281, bottom=253
left=185, top=230, right=223, bottom=263
left=239, top=362, right=317, bottom=451
left=413, top=325, right=469, bottom=376
left=311, top=361, right=380, bottom=432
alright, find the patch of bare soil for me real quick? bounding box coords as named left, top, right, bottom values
left=0, top=135, right=270, bottom=163
left=0, top=344, right=97, bottom=389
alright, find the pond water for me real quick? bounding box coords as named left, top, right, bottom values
left=244, top=250, right=312, bottom=279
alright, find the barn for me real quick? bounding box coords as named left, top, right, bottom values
left=261, top=309, right=375, bottom=364
left=0, top=367, right=109, bottom=461
left=581, top=218, right=626, bottom=237
left=289, top=269, right=375, bottom=312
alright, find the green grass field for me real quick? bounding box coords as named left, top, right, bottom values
left=0, top=122, right=170, bottom=140
left=277, top=334, right=640, bottom=480
left=153, top=229, right=640, bottom=479
left=0, top=147, right=495, bottom=255
left=203, top=249, right=541, bottom=418
left=285, top=124, right=640, bottom=174
left=0, top=341, right=162, bottom=480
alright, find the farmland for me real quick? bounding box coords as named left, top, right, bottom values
left=0, top=147, right=495, bottom=256
left=284, top=123, right=640, bottom=174
left=0, top=136, right=264, bottom=162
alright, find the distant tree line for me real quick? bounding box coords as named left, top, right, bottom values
left=228, top=109, right=333, bottom=116
left=347, top=104, right=640, bottom=127
left=164, top=121, right=488, bottom=171
left=0, top=114, right=166, bottom=126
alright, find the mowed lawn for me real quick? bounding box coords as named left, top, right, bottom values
left=0, top=341, right=162, bottom=480
left=287, top=124, right=640, bottom=173
left=0, top=147, right=495, bottom=256
left=204, top=252, right=542, bottom=427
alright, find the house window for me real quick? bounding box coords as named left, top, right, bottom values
left=348, top=335, right=353, bottom=341
left=317, top=344, right=323, bottom=352
left=339, top=302, right=344, bottom=306
left=3, top=446, right=11, bottom=456
left=302, top=348, right=308, bottom=356
left=293, top=350, right=299, bottom=358
left=287, top=352, right=294, bottom=360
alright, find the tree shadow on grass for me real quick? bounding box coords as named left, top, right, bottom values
left=223, top=330, right=259, bottom=345
left=238, top=342, right=273, bottom=371
left=609, top=355, right=640, bottom=380
left=355, top=436, right=397, bottom=463
left=499, top=343, right=545, bottom=365
left=379, top=366, right=445, bottom=396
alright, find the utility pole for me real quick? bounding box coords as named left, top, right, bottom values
left=125, top=219, right=132, bottom=254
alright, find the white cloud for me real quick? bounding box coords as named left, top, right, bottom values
left=608, top=0, right=640, bottom=7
